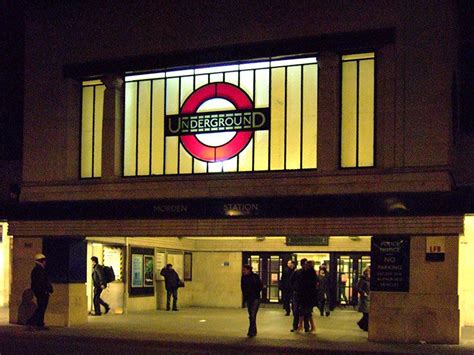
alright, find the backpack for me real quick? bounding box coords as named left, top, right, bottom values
left=103, top=265, right=116, bottom=283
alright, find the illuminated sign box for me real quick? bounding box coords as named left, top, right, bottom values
left=286, top=236, right=329, bottom=246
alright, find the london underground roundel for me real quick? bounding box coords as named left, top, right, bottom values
left=165, top=83, right=269, bottom=163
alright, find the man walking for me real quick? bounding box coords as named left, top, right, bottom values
left=279, top=259, right=296, bottom=316
left=241, top=264, right=263, bottom=337
left=91, top=256, right=110, bottom=316
left=160, top=264, right=181, bottom=311
left=26, top=253, right=53, bottom=330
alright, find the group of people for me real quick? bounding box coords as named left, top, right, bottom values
left=25, top=252, right=368, bottom=336
left=240, top=259, right=371, bottom=337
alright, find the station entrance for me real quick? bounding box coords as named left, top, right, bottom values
left=243, top=251, right=370, bottom=307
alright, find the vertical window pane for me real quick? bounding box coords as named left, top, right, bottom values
left=124, top=82, right=137, bottom=176
left=286, top=66, right=302, bottom=170
left=81, top=86, right=94, bottom=178
left=93, top=85, right=104, bottom=177
left=270, top=67, right=285, bottom=170
left=341, top=61, right=357, bottom=167
left=358, top=59, right=375, bottom=167
left=302, top=64, right=318, bottom=169
left=151, top=79, right=165, bottom=175
left=254, top=131, right=269, bottom=171
left=137, top=81, right=151, bottom=175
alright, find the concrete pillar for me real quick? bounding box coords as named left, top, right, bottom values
left=101, top=75, right=124, bottom=179
left=370, top=235, right=460, bottom=344
left=10, top=237, right=88, bottom=327
left=317, top=52, right=340, bottom=172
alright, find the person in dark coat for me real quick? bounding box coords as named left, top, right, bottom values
left=357, top=266, right=370, bottom=331
left=160, top=263, right=181, bottom=311
left=241, top=264, right=263, bottom=337
left=290, top=258, right=311, bottom=332
left=295, top=260, right=317, bottom=332
left=26, top=253, right=53, bottom=330
left=91, top=256, right=110, bottom=316
left=279, top=260, right=296, bottom=316
left=317, top=268, right=330, bottom=316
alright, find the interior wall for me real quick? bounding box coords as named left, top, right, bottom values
left=191, top=251, right=242, bottom=308
left=459, top=216, right=474, bottom=326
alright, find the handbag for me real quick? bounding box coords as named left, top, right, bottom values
left=178, top=280, right=185, bottom=288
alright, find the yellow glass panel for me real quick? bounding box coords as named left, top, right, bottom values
left=342, top=52, right=375, bottom=61
left=224, top=71, right=239, bottom=85
left=166, top=78, right=179, bottom=115
left=238, top=138, right=253, bottom=171
left=179, top=76, right=195, bottom=174
left=270, top=67, right=285, bottom=170
left=286, top=66, right=301, bottom=170
left=223, top=156, right=237, bottom=172
left=151, top=79, right=165, bottom=175
left=302, top=64, right=318, bottom=169
left=124, top=82, right=137, bottom=176
left=341, top=61, right=357, bottom=168
left=179, top=145, right=193, bottom=174
left=240, top=70, right=254, bottom=100
left=254, top=130, right=269, bottom=171
left=81, top=86, right=93, bottom=178
left=83, top=80, right=102, bottom=86
left=93, top=85, right=105, bottom=177
left=210, top=73, right=224, bottom=83
left=137, top=81, right=151, bottom=175
left=195, top=75, right=209, bottom=89
left=180, top=76, right=194, bottom=107
left=255, top=69, right=269, bottom=108
left=208, top=162, right=223, bottom=173
left=165, top=136, right=178, bottom=174
left=358, top=59, right=375, bottom=167
left=194, top=159, right=207, bottom=173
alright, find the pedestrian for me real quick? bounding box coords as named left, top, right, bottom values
left=357, top=266, right=370, bottom=331
left=160, top=263, right=181, bottom=311
left=241, top=264, right=263, bottom=337
left=316, top=268, right=330, bottom=316
left=26, top=253, right=53, bottom=330
left=279, top=259, right=296, bottom=316
left=91, top=256, right=110, bottom=316
left=290, top=258, right=310, bottom=332
left=338, top=272, right=349, bottom=305
left=296, top=260, right=317, bottom=332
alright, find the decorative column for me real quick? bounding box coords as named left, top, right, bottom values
left=102, top=75, right=124, bottom=179
left=317, top=52, right=340, bottom=172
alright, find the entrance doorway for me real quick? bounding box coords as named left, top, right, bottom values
left=243, top=251, right=370, bottom=306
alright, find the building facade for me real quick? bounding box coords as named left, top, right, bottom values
left=7, top=0, right=474, bottom=344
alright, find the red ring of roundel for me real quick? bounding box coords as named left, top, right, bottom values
left=180, top=82, right=253, bottom=163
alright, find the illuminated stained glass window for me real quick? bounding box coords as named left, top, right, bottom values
left=341, top=53, right=375, bottom=168
left=81, top=80, right=105, bottom=178
left=123, top=56, right=318, bottom=176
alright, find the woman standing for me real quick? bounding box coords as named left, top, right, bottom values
left=357, top=266, right=370, bottom=331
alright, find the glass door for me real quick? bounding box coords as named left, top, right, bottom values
left=335, top=253, right=370, bottom=306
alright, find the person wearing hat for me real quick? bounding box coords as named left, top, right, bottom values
left=26, top=253, right=53, bottom=330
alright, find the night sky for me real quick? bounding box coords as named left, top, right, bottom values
left=0, top=1, right=472, bottom=162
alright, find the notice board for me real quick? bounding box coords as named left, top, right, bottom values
left=371, top=236, right=410, bottom=292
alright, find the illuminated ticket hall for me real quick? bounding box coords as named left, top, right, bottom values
left=82, top=235, right=371, bottom=314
